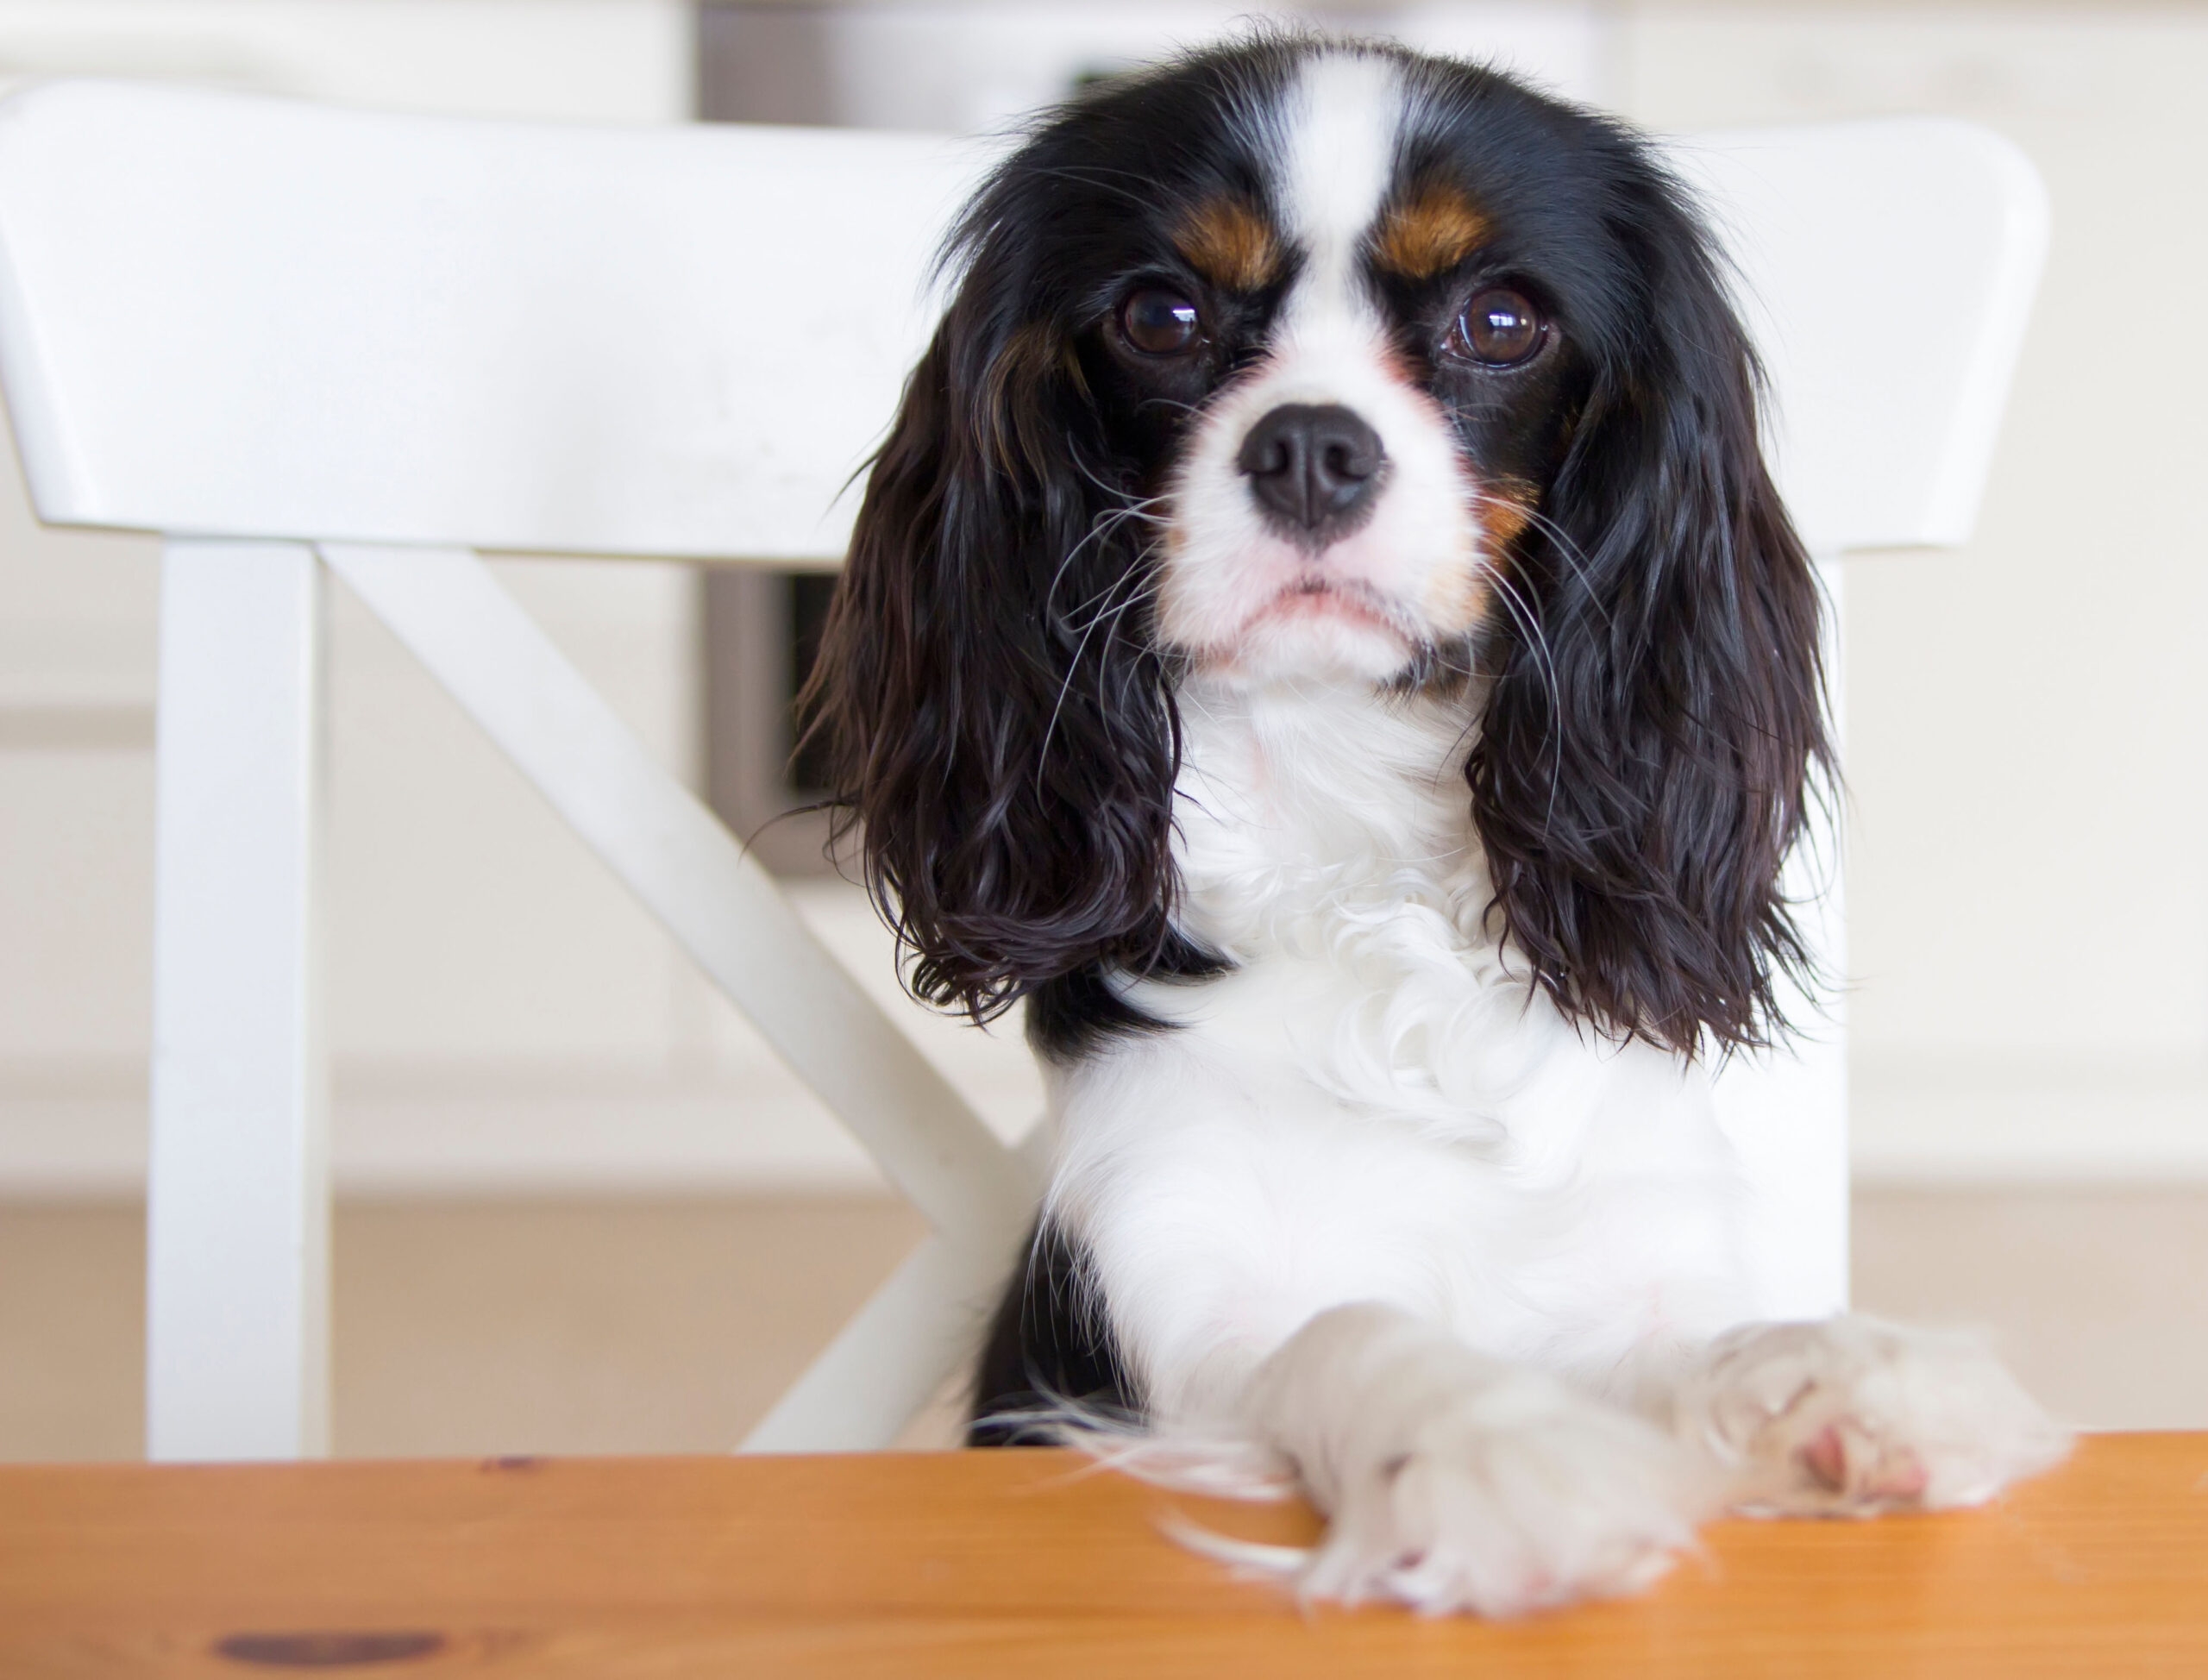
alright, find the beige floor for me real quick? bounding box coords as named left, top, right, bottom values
left=3, top=1188, right=2204, bottom=1463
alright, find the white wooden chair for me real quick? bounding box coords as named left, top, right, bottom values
left=0, top=80, right=2045, bottom=1463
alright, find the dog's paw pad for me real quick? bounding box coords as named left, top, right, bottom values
left=1683, top=1316, right=2070, bottom=1517
left=1796, top=1418, right=1928, bottom=1504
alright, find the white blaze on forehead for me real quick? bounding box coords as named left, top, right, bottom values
left=1279, top=50, right=1403, bottom=329
left=1153, top=45, right=1479, bottom=686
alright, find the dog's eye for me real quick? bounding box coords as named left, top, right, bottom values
left=1450, top=287, right=1546, bottom=367
left=1119, top=287, right=1203, bottom=356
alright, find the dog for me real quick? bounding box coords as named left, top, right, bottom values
left=801, top=33, right=2067, bottom=1617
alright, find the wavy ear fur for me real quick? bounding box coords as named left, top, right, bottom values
left=799, top=232, right=1189, bottom=1044
left=1469, top=143, right=1833, bottom=1057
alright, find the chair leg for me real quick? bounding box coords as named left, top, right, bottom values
left=741, top=1229, right=1026, bottom=1452
left=147, top=540, right=330, bottom=1462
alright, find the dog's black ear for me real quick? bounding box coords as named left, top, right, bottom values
left=799, top=245, right=1183, bottom=1033
left=1469, top=147, right=1833, bottom=1056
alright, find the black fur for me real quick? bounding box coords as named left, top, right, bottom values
left=969, top=1223, right=1136, bottom=1445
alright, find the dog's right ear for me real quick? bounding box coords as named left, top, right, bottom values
left=798, top=251, right=1185, bottom=1030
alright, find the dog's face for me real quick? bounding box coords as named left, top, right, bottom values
left=808, top=38, right=1828, bottom=1058
left=1071, top=50, right=1582, bottom=688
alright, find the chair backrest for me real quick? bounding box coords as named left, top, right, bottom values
left=0, top=84, right=2044, bottom=566
left=0, top=80, right=978, bottom=561
left=1674, top=118, right=2048, bottom=555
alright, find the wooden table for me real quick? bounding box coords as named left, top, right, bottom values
left=3, top=1432, right=2204, bottom=1677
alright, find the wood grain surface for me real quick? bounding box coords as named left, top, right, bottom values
left=2, top=1432, right=2203, bottom=1677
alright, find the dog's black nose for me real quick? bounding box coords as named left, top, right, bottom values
left=1237, top=403, right=1387, bottom=541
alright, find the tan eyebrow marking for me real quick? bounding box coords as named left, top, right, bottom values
left=1372, top=183, right=1490, bottom=281
left=1173, top=196, right=1283, bottom=292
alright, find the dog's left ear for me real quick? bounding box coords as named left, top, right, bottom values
left=1470, top=145, right=1833, bottom=1056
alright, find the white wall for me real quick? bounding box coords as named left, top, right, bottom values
left=0, top=0, right=691, bottom=116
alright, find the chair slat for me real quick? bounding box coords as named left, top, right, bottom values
left=322, top=542, right=1040, bottom=1245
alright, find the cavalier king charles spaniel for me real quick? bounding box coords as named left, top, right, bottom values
left=803, top=34, right=2067, bottom=1616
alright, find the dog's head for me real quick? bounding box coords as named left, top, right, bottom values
left=805, top=35, right=1829, bottom=1057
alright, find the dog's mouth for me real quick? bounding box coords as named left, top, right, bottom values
left=1176, top=573, right=1429, bottom=681
left=1246, top=574, right=1414, bottom=641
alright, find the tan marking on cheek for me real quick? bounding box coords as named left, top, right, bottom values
left=1372, top=185, right=1490, bottom=281
left=1421, top=478, right=1538, bottom=636
left=1477, top=478, right=1539, bottom=553
left=1421, top=539, right=1490, bottom=638
left=1174, top=197, right=1282, bottom=292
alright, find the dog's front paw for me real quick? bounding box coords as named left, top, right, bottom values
left=1679, top=1315, right=2071, bottom=1517
left=1305, top=1372, right=1704, bottom=1617
left=1248, top=1308, right=1709, bottom=1618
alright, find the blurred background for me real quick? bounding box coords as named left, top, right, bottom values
left=3, top=0, right=2205, bottom=1460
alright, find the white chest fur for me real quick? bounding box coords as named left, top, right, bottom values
left=1044, top=680, right=1759, bottom=1424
